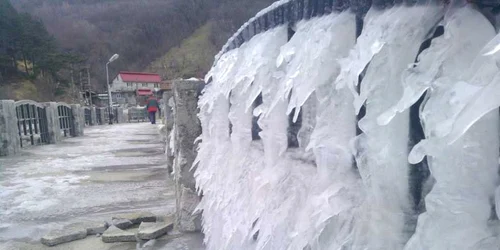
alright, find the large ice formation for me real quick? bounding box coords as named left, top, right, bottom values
left=195, top=1, right=500, bottom=250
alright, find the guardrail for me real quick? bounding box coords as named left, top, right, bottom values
left=0, top=99, right=127, bottom=156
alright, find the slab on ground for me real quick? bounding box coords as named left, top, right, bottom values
left=40, top=224, right=87, bottom=246
left=112, top=211, right=156, bottom=225
left=101, top=226, right=136, bottom=243
left=137, top=220, right=174, bottom=240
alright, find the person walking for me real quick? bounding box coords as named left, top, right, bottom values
left=146, top=94, right=160, bottom=124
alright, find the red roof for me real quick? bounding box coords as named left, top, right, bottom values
left=119, top=71, right=161, bottom=83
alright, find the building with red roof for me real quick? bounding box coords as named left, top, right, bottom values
left=110, top=71, right=164, bottom=107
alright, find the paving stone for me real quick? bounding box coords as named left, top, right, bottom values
left=101, top=225, right=137, bottom=243
left=76, top=221, right=109, bottom=235
left=112, top=218, right=133, bottom=230
left=41, top=224, right=87, bottom=246
left=137, top=219, right=174, bottom=240
left=112, top=212, right=157, bottom=225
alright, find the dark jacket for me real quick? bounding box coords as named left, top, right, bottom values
left=146, top=97, right=159, bottom=112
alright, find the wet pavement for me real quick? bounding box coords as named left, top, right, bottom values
left=0, top=123, right=204, bottom=250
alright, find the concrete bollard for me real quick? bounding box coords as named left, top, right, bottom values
left=44, top=102, right=61, bottom=144
left=90, top=107, right=97, bottom=126
left=172, top=80, right=204, bottom=232
left=116, top=107, right=125, bottom=124
left=99, top=108, right=107, bottom=125
left=71, top=104, right=84, bottom=136
left=0, top=100, right=21, bottom=156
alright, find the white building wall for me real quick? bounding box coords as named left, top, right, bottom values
left=110, top=75, right=160, bottom=92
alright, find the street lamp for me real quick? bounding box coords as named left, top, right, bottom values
left=106, top=54, right=119, bottom=125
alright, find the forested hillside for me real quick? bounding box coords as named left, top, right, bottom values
left=0, top=0, right=83, bottom=101
left=5, top=0, right=276, bottom=97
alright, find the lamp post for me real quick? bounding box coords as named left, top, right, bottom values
left=106, top=54, right=119, bottom=125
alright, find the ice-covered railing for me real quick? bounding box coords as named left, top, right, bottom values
left=213, top=0, right=500, bottom=65
left=198, top=0, right=500, bottom=250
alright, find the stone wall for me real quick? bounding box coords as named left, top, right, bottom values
left=171, top=80, right=204, bottom=232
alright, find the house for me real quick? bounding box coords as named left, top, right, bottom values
left=109, top=71, right=162, bottom=107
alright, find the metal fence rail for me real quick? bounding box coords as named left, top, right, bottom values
left=15, top=100, right=49, bottom=148
left=96, top=108, right=103, bottom=125
left=57, top=103, right=75, bottom=137
left=102, top=107, right=109, bottom=124
left=128, top=107, right=147, bottom=122
left=113, top=108, right=119, bottom=123
left=84, top=107, right=92, bottom=126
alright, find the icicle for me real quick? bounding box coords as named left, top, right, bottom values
left=196, top=26, right=288, bottom=250
left=336, top=5, right=444, bottom=250
left=369, top=6, right=500, bottom=250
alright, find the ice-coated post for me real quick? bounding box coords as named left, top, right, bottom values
left=0, top=100, right=21, bottom=156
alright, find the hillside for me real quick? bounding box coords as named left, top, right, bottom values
left=0, top=0, right=83, bottom=102
left=148, top=22, right=218, bottom=80
left=8, top=0, right=277, bottom=92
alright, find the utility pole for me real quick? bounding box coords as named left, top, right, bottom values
left=87, top=67, right=93, bottom=107
left=106, top=54, right=119, bottom=125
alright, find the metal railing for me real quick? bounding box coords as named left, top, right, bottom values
left=84, top=107, right=92, bottom=126
left=103, top=107, right=110, bottom=124
left=15, top=100, right=49, bottom=148
left=96, top=108, right=103, bottom=125
left=114, top=108, right=119, bottom=123
left=216, top=0, right=353, bottom=62
left=57, top=103, right=75, bottom=137
left=128, top=107, right=148, bottom=122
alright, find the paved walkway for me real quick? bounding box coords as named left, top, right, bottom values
left=0, top=123, right=204, bottom=250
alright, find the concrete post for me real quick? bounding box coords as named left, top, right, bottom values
left=71, top=104, right=84, bottom=136
left=172, top=80, right=204, bottom=232
left=90, top=107, right=97, bottom=126
left=116, top=107, right=125, bottom=123
left=99, top=108, right=107, bottom=125
left=44, top=102, right=61, bottom=144
left=0, top=100, right=20, bottom=156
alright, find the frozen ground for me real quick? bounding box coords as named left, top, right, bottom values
left=0, top=123, right=204, bottom=250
